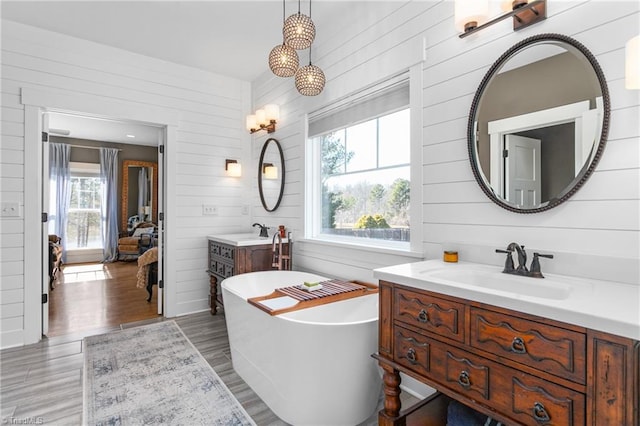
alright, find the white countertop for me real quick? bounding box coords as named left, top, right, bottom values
left=373, top=259, right=640, bottom=341
left=208, top=233, right=287, bottom=247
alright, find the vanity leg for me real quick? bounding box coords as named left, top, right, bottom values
left=209, top=275, right=218, bottom=315
left=379, top=363, right=405, bottom=426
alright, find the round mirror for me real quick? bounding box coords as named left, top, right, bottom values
left=258, top=138, right=285, bottom=212
left=468, top=33, right=610, bottom=213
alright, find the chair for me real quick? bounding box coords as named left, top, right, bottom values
left=49, top=235, right=63, bottom=290
left=117, top=222, right=156, bottom=261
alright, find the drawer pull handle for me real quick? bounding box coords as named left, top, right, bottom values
left=511, top=336, right=527, bottom=354
left=457, top=370, right=471, bottom=388
left=406, top=348, right=417, bottom=364
left=417, top=309, right=429, bottom=323
left=532, top=402, right=550, bottom=423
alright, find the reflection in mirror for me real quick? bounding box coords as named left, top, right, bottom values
left=121, top=160, right=158, bottom=232
left=469, top=34, right=609, bottom=213
left=258, top=138, right=285, bottom=212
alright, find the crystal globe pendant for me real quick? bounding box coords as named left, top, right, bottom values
left=283, top=0, right=315, bottom=50
left=269, top=43, right=299, bottom=77
left=295, top=49, right=325, bottom=96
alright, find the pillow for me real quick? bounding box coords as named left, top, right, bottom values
left=132, top=226, right=155, bottom=237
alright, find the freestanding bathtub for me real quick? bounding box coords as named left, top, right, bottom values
left=222, top=270, right=381, bottom=426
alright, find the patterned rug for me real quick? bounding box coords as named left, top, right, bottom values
left=83, top=321, right=256, bottom=425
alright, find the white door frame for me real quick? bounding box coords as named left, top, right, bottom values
left=21, top=87, right=179, bottom=344
left=487, top=100, right=591, bottom=196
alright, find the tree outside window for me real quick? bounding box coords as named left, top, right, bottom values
left=317, top=109, right=410, bottom=242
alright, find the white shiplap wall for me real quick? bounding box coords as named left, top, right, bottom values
left=251, top=1, right=640, bottom=286
left=0, top=20, right=252, bottom=348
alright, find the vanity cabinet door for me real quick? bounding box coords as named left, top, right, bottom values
left=235, top=245, right=275, bottom=274
left=394, top=288, right=465, bottom=343
left=470, top=307, right=586, bottom=384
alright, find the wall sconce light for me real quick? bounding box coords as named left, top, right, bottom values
left=225, top=159, right=242, bottom=177
left=457, top=0, right=546, bottom=38
left=626, top=35, right=639, bottom=90
left=262, top=163, right=278, bottom=180
left=246, top=104, right=279, bottom=134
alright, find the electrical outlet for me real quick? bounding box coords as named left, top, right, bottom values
left=1, top=202, right=20, bottom=217
left=203, top=205, right=218, bottom=216
left=241, top=205, right=249, bottom=215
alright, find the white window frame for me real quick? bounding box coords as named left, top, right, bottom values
left=304, top=65, right=423, bottom=255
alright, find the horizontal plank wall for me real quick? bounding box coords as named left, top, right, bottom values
left=250, top=1, right=639, bottom=285
left=0, top=20, right=251, bottom=348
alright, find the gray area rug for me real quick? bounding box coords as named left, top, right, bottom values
left=83, top=320, right=256, bottom=425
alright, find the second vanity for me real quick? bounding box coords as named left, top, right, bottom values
left=207, top=233, right=289, bottom=314
left=373, top=260, right=639, bottom=425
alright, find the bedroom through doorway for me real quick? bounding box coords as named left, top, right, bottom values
left=44, top=112, right=165, bottom=337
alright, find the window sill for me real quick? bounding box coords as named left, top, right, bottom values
left=299, top=236, right=423, bottom=259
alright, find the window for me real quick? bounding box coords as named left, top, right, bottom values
left=51, top=162, right=103, bottom=250
left=307, top=74, right=416, bottom=250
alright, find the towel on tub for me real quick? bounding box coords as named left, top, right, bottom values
left=447, top=401, right=502, bottom=426
left=137, top=247, right=158, bottom=289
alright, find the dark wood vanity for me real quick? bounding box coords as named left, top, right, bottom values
left=207, top=239, right=288, bottom=314
left=375, top=280, right=639, bottom=425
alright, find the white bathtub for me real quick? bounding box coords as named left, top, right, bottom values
left=222, top=270, right=381, bottom=426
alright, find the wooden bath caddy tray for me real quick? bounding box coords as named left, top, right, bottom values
left=248, top=279, right=378, bottom=316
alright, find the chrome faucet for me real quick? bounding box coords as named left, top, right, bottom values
left=252, top=223, right=269, bottom=238
left=496, top=243, right=553, bottom=278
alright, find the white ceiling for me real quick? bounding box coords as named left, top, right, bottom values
left=1, top=0, right=394, bottom=82
left=2, top=1, right=399, bottom=144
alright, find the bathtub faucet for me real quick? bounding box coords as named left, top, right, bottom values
left=271, top=232, right=291, bottom=270
left=252, top=223, right=269, bottom=238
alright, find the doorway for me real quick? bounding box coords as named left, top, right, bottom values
left=43, top=111, right=165, bottom=336
left=21, top=87, right=178, bottom=345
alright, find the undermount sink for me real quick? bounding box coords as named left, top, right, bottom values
left=422, top=265, right=572, bottom=300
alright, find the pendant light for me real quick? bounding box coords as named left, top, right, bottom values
left=269, top=0, right=299, bottom=77
left=283, top=0, right=315, bottom=50
left=295, top=45, right=325, bottom=96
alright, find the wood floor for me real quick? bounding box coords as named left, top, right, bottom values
left=48, top=261, right=160, bottom=336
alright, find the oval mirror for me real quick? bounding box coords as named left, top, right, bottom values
left=468, top=33, right=610, bottom=213
left=258, top=138, right=285, bottom=212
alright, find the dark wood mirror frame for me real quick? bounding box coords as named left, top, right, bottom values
left=468, top=33, right=610, bottom=213
left=258, top=138, right=285, bottom=212
left=121, top=160, right=158, bottom=230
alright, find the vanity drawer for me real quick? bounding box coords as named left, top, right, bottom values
left=394, top=325, right=433, bottom=377
left=433, top=342, right=585, bottom=425
left=470, top=307, right=586, bottom=384
left=394, top=288, right=465, bottom=343
left=506, top=371, right=586, bottom=425
left=438, top=344, right=491, bottom=402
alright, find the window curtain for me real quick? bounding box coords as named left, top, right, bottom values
left=49, top=143, right=71, bottom=262
left=100, top=148, right=119, bottom=262
left=138, top=167, right=148, bottom=221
